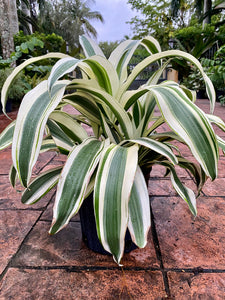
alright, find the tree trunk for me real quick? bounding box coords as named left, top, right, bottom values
left=203, top=0, right=212, bottom=26
left=0, top=0, right=19, bottom=59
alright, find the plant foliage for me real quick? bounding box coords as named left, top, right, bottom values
left=1, top=35, right=225, bottom=264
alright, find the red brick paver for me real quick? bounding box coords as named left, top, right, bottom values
left=1, top=99, right=225, bottom=299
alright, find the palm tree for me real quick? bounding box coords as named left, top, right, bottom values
left=39, top=0, right=104, bottom=48
left=171, top=0, right=225, bottom=26
left=0, top=0, right=19, bottom=59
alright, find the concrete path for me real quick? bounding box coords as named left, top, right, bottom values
left=0, top=100, right=225, bottom=299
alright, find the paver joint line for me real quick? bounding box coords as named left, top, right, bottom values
left=150, top=202, right=171, bottom=298
left=8, top=265, right=162, bottom=272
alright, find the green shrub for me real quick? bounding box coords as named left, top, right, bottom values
left=14, top=31, right=65, bottom=55
left=0, top=68, right=28, bottom=102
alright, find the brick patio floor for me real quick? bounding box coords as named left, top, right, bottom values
left=0, top=100, right=225, bottom=299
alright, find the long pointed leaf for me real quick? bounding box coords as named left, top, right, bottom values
left=49, top=138, right=108, bottom=235
left=128, top=137, right=178, bottom=165
left=49, top=111, right=88, bottom=143
left=48, top=57, right=80, bottom=91
left=120, top=50, right=216, bottom=112
left=1, top=53, right=68, bottom=114
left=0, top=121, right=15, bottom=150
left=158, top=161, right=197, bottom=216
left=128, top=166, right=150, bottom=248
left=83, top=56, right=119, bottom=96
left=79, top=35, right=105, bottom=58
left=12, top=80, right=68, bottom=187
left=94, top=144, right=138, bottom=264
left=150, top=85, right=219, bottom=180
left=21, top=167, right=62, bottom=204
left=46, top=119, right=74, bottom=153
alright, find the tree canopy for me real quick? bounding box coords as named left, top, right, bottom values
left=38, top=0, right=104, bottom=48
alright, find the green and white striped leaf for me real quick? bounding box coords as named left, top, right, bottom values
left=94, top=144, right=138, bottom=264
left=49, top=111, right=88, bottom=143
left=120, top=50, right=216, bottom=112
left=217, top=135, right=225, bottom=155
left=128, top=166, right=150, bottom=248
left=128, top=137, right=178, bottom=165
left=49, top=138, right=108, bottom=235
left=108, top=36, right=161, bottom=82
left=64, top=91, right=101, bottom=124
left=0, top=121, right=15, bottom=150
left=68, top=83, right=134, bottom=139
left=40, top=138, right=58, bottom=153
left=79, top=35, right=105, bottom=58
left=21, top=166, right=62, bottom=205
left=109, top=39, right=139, bottom=81
left=207, top=114, right=225, bottom=132
left=158, top=161, right=197, bottom=216
left=83, top=56, right=119, bottom=96
left=1, top=53, right=68, bottom=114
left=48, top=57, right=80, bottom=91
left=150, top=84, right=219, bottom=180
left=177, top=156, right=207, bottom=196
left=12, top=80, right=68, bottom=187
left=46, top=119, right=74, bottom=153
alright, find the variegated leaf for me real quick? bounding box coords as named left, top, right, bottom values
left=67, top=83, right=134, bottom=139
left=46, top=119, right=74, bottom=153
left=94, top=144, right=138, bottom=264
left=49, top=111, right=88, bottom=143
left=141, top=36, right=161, bottom=55
left=40, top=138, right=58, bottom=153
left=120, top=50, right=216, bottom=112
left=12, top=80, right=68, bottom=187
left=217, top=135, right=225, bottom=155
left=128, top=166, right=150, bottom=248
left=207, top=114, right=225, bottom=132
left=79, top=35, right=105, bottom=58
left=9, top=165, right=17, bottom=188
left=21, top=167, right=62, bottom=204
left=49, top=138, right=108, bottom=235
left=128, top=137, right=178, bottom=165
left=48, top=57, right=80, bottom=91
left=150, top=84, right=218, bottom=180
left=158, top=161, right=197, bottom=216
left=1, top=53, right=68, bottom=114
left=83, top=56, right=119, bottom=97
left=109, top=39, right=139, bottom=81
left=0, top=120, right=15, bottom=150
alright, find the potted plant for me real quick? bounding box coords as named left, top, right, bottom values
left=1, top=36, right=225, bottom=265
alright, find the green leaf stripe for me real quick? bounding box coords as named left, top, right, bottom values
left=49, top=111, right=88, bottom=143
left=158, top=161, right=197, bottom=216
left=94, top=144, right=138, bottom=264
left=50, top=138, right=107, bottom=235
left=1, top=52, right=68, bottom=114
left=128, top=137, right=178, bottom=165
left=120, top=50, right=216, bottom=112
left=150, top=85, right=218, bottom=180
left=12, top=80, right=68, bottom=187
left=22, top=167, right=62, bottom=205
left=79, top=35, right=105, bottom=58
left=0, top=121, right=15, bottom=150
left=48, top=57, right=80, bottom=91
left=128, top=166, right=150, bottom=248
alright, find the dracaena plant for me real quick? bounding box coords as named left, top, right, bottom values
left=1, top=35, right=225, bottom=265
